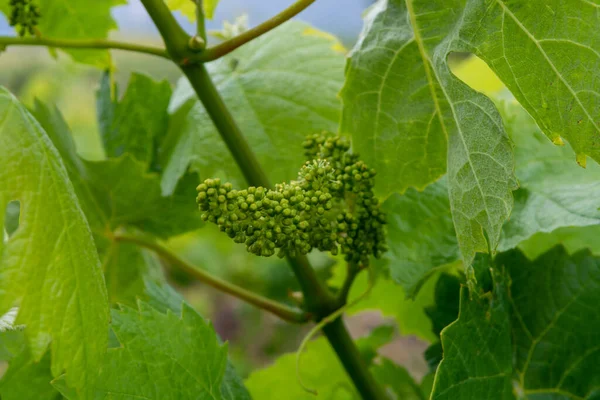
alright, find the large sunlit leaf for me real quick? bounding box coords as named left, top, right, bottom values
left=161, top=21, right=345, bottom=195
left=31, top=99, right=109, bottom=231
left=0, top=87, right=109, bottom=392
left=342, top=0, right=516, bottom=267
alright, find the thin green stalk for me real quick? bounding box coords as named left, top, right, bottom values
left=322, top=318, right=387, bottom=399
left=198, top=0, right=316, bottom=62
left=0, top=36, right=169, bottom=59
left=337, top=262, right=362, bottom=306
left=195, top=0, right=207, bottom=41
left=285, top=254, right=338, bottom=314
left=297, top=271, right=386, bottom=399
left=114, top=233, right=310, bottom=324
left=181, top=64, right=272, bottom=186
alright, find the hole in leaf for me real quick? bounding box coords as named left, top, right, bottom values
left=448, top=53, right=506, bottom=96
left=4, top=200, right=20, bottom=239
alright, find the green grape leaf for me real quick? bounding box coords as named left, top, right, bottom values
left=245, top=336, right=356, bottom=399
left=0, top=348, right=61, bottom=400
left=142, top=277, right=185, bottom=315
left=203, top=0, right=219, bottom=19
left=97, top=73, right=172, bottom=167
left=329, top=264, right=439, bottom=343
left=356, top=325, right=395, bottom=364
left=498, top=102, right=600, bottom=251
left=497, top=247, right=600, bottom=399
left=518, top=225, right=600, bottom=261
left=30, top=99, right=109, bottom=232
left=166, top=0, right=196, bottom=21
left=0, top=87, right=109, bottom=392
left=0, top=0, right=125, bottom=66
left=0, top=330, right=26, bottom=361
left=3, top=201, right=20, bottom=237
left=96, top=72, right=116, bottom=150
left=382, top=178, right=460, bottom=295
left=246, top=326, right=422, bottom=399
left=420, top=372, right=435, bottom=400
left=166, top=0, right=219, bottom=20
left=431, top=273, right=513, bottom=400
left=371, top=358, right=426, bottom=400
left=423, top=273, right=462, bottom=372
left=342, top=0, right=516, bottom=267
left=33, top=86, right=201, bottom=240
left=161, top=21, right=345, bottom=195
left=431, top=247, right=600, bottom=399
left=102, top=240, right=164, bottom=306
left=383, top=98, right=600, bottom=293
left=54, top=299, right=250, bottom=400
left=425, top=273, right=461, bottom=339
left=140, top=280, right=251, bottom=400
left=84, top=154, right=201, bottom=238
left=220, top=362, right=252, bottom=400
left=41, top=0, right=124, bottom=67
left=465, top=0, right=600, bottom=166
left=31, top=99, right=181, bottom=308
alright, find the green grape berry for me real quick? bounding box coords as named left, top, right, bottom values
left=9, top=0, right=41, bottom=37
left=196, top=131, right=387, bottom=267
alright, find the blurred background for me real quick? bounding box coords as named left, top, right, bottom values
left=0, top=0, right=436, bottom=382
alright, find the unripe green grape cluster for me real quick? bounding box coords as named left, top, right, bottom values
left=9, top=0, right=41, bottom=37
left=196, top=132, right=387, bottom=266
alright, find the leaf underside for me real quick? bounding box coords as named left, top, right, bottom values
left=342, top=0, right=517, bottom=267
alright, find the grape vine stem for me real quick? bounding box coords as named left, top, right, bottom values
left=0, top=36, right=170, bottom=59
left=139, top=0, right=387, bottom=398
left=113, top=233, right=311, bottom=324
left=196, top=0, right=316, bottom=62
